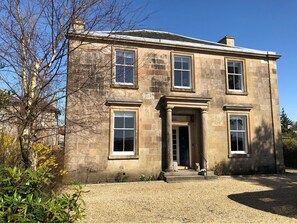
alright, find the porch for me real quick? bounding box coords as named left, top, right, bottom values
left=161, top=95, right=212, bottom=174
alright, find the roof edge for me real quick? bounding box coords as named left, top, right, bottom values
left=67, top=31, right=281, bottom=59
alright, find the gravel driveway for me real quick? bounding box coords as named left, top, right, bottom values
left=79, top=171, right=297, bottom=223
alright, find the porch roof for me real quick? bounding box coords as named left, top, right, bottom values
left=162, top=95, right=211, bottom=110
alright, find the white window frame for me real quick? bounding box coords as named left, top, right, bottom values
left=227, top=60, right=244, bottom=92
left=173, top=55, right=192, bottom=89
left=229, top=115, right=248, bottom=155
left=112, top=111, right=136, bottom=155
left=115, top=50, right=135, bottom=85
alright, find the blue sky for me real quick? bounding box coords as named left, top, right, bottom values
left=135, top=0, right=297, bottom=121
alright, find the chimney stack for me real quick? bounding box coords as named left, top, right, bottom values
left=72, top=18, right=85, bottom=32
left=218, top=36, right=235, bottom=46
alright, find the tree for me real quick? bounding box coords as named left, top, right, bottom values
left=0, top=0, right=145, bottom=170
left=280, top=107, right=293, bottom=135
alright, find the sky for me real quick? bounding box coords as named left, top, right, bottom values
left=134, top=0, right=297, bottom=121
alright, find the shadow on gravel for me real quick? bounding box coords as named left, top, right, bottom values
left=228, top=172, right=297, bottom=219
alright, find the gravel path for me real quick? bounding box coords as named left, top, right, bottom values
left=79, top=172, right=297, bottom=223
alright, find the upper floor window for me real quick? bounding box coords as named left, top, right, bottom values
left=174, top=55, right=192, bottom=89
left=115, top=50, right=135, bottom=85
left=229, top=115, right=248, bottom=154
left=227, top=61, right=244, bottom=91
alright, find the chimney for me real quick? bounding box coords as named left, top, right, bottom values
left=72, top=18, right=85, bottom=32
left=218, top=36, right=235, bottom=46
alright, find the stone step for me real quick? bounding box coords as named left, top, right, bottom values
left=162, top=171, right=218, bottom=183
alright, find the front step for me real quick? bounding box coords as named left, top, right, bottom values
left=162, top=170, right=218, bottom=183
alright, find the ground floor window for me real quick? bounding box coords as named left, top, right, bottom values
left=113, top=111, right=136, bottom=155
left=229, top=115, right=248, bottom=154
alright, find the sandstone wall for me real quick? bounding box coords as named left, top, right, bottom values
left=64, top=39, right=283, bottom=183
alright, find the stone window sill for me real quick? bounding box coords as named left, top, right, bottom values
left=172, top=88, right=196, bottom=93
left=111, top=84, right=139, bottom=89
left=228, top=153, right=252, bottom=158
left=108, top=155, right=139, bottom=160
left=226, top=91, right=248, bottom=96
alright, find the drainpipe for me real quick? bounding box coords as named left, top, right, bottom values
left=267, top=52, right=278, bottom=173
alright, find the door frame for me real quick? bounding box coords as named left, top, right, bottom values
left=172, top=124, right=192, bottom=167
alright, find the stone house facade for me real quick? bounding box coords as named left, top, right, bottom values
left=65, top=27, right=284, bottom=183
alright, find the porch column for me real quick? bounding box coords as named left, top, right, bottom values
left=166, top=106, right=174, bottom=171
left=201, top=109, right=208, bottom=169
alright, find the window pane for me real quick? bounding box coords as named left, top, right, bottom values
left=115, top=112, right=125, bottom=117
left=228, top=75, right=235, bottom=90
left=125, top=117, right=134, bottom=128
left=234, top=75, right=242, bottom=90
left=230, top=118, right=237, bottom=130
left=125, top=52, right=134, bottom=65
left=125, top=67, right=134, bottom=83
left=124, top=130, right=134, bottom=151
left=234, top=62, right=242, bottom=74
left=228, top=62, right=234, bottom=73
left=237, top=117, right=246, bottom=130
left=182, top=57, right=190, bottom=69
left=114, top=130, right=123, bottom=151
left=116, top=66, right=124, bottom=83
left=231, top=132, right=237, bottom=151
left=174, top=70, right=182, bottom=86
left=237, top=132, right=245, bottom=151
left=115, top=117, right=124, bottom=128
left=174, top=56, right=181, bottom=69
left=182, top=71, right=190, bottom=87
left=116, top=51, right=124, bottom=64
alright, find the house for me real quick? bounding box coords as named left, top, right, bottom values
left=64, top=22, right=284, bottom=183
left=0, top=90, right=60, bottom=145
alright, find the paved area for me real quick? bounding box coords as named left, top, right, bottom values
left=79, top=171, right=297, bottom=223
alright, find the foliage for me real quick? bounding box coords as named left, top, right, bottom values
left=0, top=90, right=10, bottom=109
left=213, top=162, right=230, bottom=176
left=0, top=134, right=22, bottom=167
left=280, top=108, right=294, bottom=134
left=0, top=166, right=86, bottom=223
left=283, top=138, right=297, bottom=168
left=139, top=174, right=154, bottom=181
left=34, top=143, right=66, bottom=177
left=0, top=134, right=65, bottom=184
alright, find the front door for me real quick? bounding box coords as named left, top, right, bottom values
left=172, top=126, right=190, bottom=167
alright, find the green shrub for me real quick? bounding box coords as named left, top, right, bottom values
left=139, top=174, right=154, bottom=181
left=283, top=138, right=297, bottom=168
left=0, top=166, right=86, bottom=223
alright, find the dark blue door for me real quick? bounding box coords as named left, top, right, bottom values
left=179, top=126, right=189, bottom=166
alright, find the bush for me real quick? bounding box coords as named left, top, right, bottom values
left=0, top=133, right=22, bottom=167
left=0, top=166, right=86, bottom=223
left=139, top=174, right=154, bottom=181
left=283, top=138, right=297, bottom=168
left=0, top=134, right=65, bottom=186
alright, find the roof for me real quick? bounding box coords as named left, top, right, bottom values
left=68, top=29, right=280, bottom=58
left=112, top=30, right=223, bottom=46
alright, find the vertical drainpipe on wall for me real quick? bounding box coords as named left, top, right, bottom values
left=267, top=52, right=278, bottom=173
